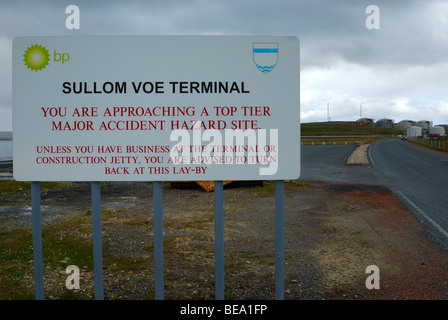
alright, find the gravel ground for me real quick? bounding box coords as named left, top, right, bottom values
left=1, top=179, right=448, bottom=300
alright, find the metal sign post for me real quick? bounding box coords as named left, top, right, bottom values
left=31, top=181, right=44, bottom=300
left=214, top=181, right=224, bottom=300
left=153, top=181, right=164, bottom=300
left=275, top=180, right=285, bottom=300
left=91, top=181, right=104, bottom=300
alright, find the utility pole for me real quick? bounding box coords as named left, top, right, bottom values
left=360, top=103, right=362, bottom=118
left=327, top=102, right=330, bottom=122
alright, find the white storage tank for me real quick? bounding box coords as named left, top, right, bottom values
left=429, top=126, right=446, bottom=136
left=407, top=126, right=422, bottom=137
left=397, top=120, right=415, bottom=129
left=416, top=120, right=431, bottom=130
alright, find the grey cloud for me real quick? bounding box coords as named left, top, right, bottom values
left=0, top=0, right=447, bottom=127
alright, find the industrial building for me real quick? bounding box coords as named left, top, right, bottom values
left=407, top=126, right=422, bottom=138
left=397, top=120, right=415, bottom=129
left=429, top=126, right=446, bottom=136
left=437, top=125, right=448, bottom=135
left=375, top=118, right=394, bottom=128
left=356, top=118, right=374, bottom=127
left=416, top=120, right=432, bottom=130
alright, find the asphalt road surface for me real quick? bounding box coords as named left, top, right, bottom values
left=300, top=140, right=448, bottom=250
left=300, top=144, right=381, bottom=185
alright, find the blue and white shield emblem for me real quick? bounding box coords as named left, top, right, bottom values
left=253, top=43, right=278, bottom=74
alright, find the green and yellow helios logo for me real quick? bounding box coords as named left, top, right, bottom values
left=23, top=44, right=50, bottom=71
left=23, top=43, right=70, bottom=71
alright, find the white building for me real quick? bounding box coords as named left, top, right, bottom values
left=407, top=126, right=422, bottom=137
left=397, top=120, right=415, bottom=129
left=416, top=120, right=431, bottom=130
left=429, top=126, right=446, bottom=136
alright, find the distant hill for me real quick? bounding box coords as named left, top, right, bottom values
left=0, top=131, right=12, bottom=140
left=301, top=121, right=398, bottom=136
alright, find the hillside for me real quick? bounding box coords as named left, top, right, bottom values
left=301, top=121, right=400, bottom=136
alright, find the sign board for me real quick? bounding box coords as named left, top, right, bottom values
left=13, top=36, right=300, bottom=181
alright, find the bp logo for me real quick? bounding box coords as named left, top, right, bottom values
left=23, top=44, right=50, bottom=71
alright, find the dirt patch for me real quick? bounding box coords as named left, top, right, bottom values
left=0, top=180, right=447, bottom=300
left=308, top=182, right=448, bottom=299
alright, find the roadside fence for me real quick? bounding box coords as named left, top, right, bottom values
left=408, top=137, right=448, bottom=153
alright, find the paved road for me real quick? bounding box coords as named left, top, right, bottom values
left=300, top=144, right=381, bottom=185
left=369, top=140, right=448, bottom=249
left=300, top=140, right=448, bottom=250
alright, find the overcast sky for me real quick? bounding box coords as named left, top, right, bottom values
left=1, top=0, right=447, bottom=131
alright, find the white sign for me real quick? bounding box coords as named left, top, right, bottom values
left=13, top=36, right=300, bottom=181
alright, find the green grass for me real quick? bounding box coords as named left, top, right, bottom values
left=126, top=219, right=153, bottom=227
left=0, top=180, right=30, bottom=193
left=0, top=213, right=96, bottom=299
left=0, top=217, right=94, bottom=267
left=41, top=223, right=94, bottom=267
left=0, top=180, right=68, bottom=194
left=300, top=121, right=402, bottom=145
left=301, top=121, right=400, bottom=136
left=301, top=136, right=400, bottom=145
left=0, top=228, right=34, bottom=262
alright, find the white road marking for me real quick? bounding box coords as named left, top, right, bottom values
left=367, top=145, right=375, bottom=167
left=395, top=190, right=448, bottom=240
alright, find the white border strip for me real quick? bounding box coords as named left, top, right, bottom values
left=395, top=190, right=448, bottom=239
